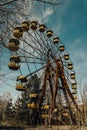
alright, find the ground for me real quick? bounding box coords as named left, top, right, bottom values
left=24, top=125, right=87, bottom=130
left=0, top=125, right=87, bottom=130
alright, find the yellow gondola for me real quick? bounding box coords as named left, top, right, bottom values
left=13, top=27, right=23, bottom=39
left=7, top=41, right=19, bottom=51
left=28, top=102, right=37, bottom=108
left=72, top=85, right=77, bottom=89
left=39, top=24, right=45, bottom=32
left=29, top=93, right=38, bottom=98
left=9, top=38, right=20, bottom=45
left=17, top=75, right=27, bottom=82
left=41, top=114, right=49, bottom=118
left=71, top=81, right=77, bottom=89
left=64, top=53, right=69, bottom=60
left=67, top=62, right=73, bottom=69
left=10, top=55, right=20, bottom=63
left=42, top=105, right=49, bottom=109
left=63, top=112, right=69, bottom=117
left=70, top=105, right=75, bottom=109
left=71, top=91, right=77, bottom=94
left=59, top=45, right=64, bottom=52
left=70, top=72, right=76, bottom=79
left=21, top=21, right=30, bottom=31
left=30, top=21, right=37, bottom=30
left=16, top=83, right=26, bottom=91
left=53, top=37, right=59, bottom=44
left=73, top=96, right=77, bottom=99
left=71, top=82, right=77, bottom=85
left=47, top=30, right=53, bottom=37
left=8, top=61, right=20, bottom=70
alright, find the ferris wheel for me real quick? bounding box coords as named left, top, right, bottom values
left=7, top=20, right=82, bottom=126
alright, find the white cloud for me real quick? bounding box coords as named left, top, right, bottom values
left=43, top=7, right=54, bottom=18
left=29, top=7, right=54, bottom=25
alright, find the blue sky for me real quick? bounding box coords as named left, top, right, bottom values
left=0, top=0, right=87, bottom=101
left=31, top=0, right=87, bottom=95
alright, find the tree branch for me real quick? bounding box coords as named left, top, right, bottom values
left=0, top=0, right=18, bottom=6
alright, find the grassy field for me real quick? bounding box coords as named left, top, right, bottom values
left=24, top=125, right=87, bottom=130
left=0, top=125, right=87, bottom=130
left=0, top=121, right=87, bottom=130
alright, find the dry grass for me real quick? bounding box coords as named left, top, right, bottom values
left=24, top=125, right=87, bottom=130
left=1, top=121, right=87, bottom=130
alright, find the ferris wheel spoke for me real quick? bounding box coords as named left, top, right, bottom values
left=34, top=30, right=49, bottom=52
left=21, top=61, right=46, bottom=64
left=21, top=38, right=45, bottom=58
left=19, top=67, right=22, bottom=74
left=40, top=31, right=50, bottom=49
left=22, top=42, right=31, bottom=74
left=33, top=61, right=41, bottom=76
left=53, top=40, right=63, bottom=56
left=42, top=33, right=52, bottom=50
left=26, top=60, right=54, bottom=78
left=36, top=29, right=52, bottom=51
left=27, top=31, right=47, bottom=56
left=26, top=64, right=47, bottom=77
left=19, top=55, right=47, bottom=61
left=47, top=37, right=54, bottom=53
left=18, top=47, right=44, bottom=61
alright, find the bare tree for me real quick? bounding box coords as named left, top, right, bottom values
left=0, top=0, right=61, bottom=39
left=80, top=84, right=87, bottom=124
left=0, top=92, right=11, bottom=121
